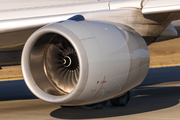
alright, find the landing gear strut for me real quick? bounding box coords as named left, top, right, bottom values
left=82, top=101, right=107, bottom=109
left=62, top=92, right=130, bottom=109
left=82, top=91, right=130, bottom=109
left=110, top=91, right=130, bottom=106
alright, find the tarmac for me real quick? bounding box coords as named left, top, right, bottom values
left=0, top=66, right=180, bottom=120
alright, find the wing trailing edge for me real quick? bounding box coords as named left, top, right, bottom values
left=142, top=0, right=180, bottom=15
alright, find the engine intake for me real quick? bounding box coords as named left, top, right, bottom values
left=22, top=20, right=149, bottom=106
left=44, top=34, right=79, bottom=94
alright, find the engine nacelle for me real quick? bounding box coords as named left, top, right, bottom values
left=22, top=20, right=149, bottom=106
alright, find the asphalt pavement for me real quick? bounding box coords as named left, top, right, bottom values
left=0, top=66, right=180, bottom=120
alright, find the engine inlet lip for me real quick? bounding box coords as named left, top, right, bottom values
left=22, top=22, right=89, bottom=104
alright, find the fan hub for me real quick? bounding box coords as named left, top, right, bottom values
left=63, top=54, right=78, bottom=70
left=63, top=56, right=71, bottom=67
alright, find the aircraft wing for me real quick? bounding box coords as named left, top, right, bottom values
left=142, top=0, right=180, bottom=41
left=142, top=0, right=180, bottom=15
left=1, top=0, right=180, bottom=36
left=0, top=2, right=109, bottom=33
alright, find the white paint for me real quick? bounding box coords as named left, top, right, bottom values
left=110, top=0, right=142, bottom=10
left=142, top=0, right=180, bottom=14
left=160, top=24, right=178, bottom=36
left=0, top=0, right=108, bottom=10
left=22, top=21, right=149, bottom=105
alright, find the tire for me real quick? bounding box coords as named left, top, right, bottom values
left=82, top=101, right=107, bottom=109
left=110, top=91, right=130, bottom=106
left=60, top=106, right=77, bottom=108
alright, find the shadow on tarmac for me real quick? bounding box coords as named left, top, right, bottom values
left=50, top=87, right=180, bottom=119
left=0, top=80, right=36, bottom=101
left=0, top=66, right=180, bottom=119
left=141, top=66, right=180, bottom=86
left=51, top=66, right=180, bottom=119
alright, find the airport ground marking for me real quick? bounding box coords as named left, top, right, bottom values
left=0, top=99, right=40, bottom=104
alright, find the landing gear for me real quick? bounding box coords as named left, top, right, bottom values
left=62, top=92, right=130, bottom=109
left=110, top=91, right=130, bottom=106
left=82, top=101, right=107, bottom=109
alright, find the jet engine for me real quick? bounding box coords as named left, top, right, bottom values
left=21, top=20, right=149, bottom=106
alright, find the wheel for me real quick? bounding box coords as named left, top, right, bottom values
left=60, top=106, right=76, bottom=108
left=110, top=91, right=130, bottom=106
left=82, top=101, right=107, bottom=109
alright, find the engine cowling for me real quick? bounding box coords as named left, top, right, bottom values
left=22, top=20, right=149, bottom=106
